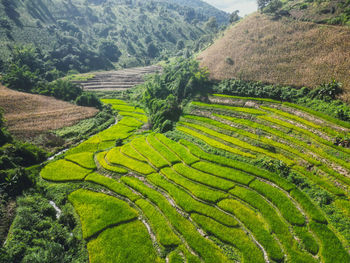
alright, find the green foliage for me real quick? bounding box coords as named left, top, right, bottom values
left=161, top=167, right=228, bottom=203
left=65, top=152, right=96, bottom=170
left=218, top=199, right=284, bottom=262
left=95, top=151, right=128, bottom=174
left=310, top=221, right=350, bottom=263
left=147, top=133, right=181, bottom=164
left=191, top=213, right=265, bottom=263
left=155, top=133, right=200, bottom=165
left=75, top=92, right=103, bottom=110
left=4, top=194, right=88, bottom=263
left=106, top=147, right=155, bottom=175
left=147, top=173, right=238, bottom=227
left=87, top=220, right=161, bottom=263
left=140, top=58, right=210, bottom=131
left=68, top=189, right=138, bottom=239
left=40, top=159, right=92, bottom=182
left=85, top=173, right=138, bottom=201
left=173, top=163, right=235, bottom=191
left=120, top=144, right=147, bottom=162
left=98, top=39, right=121, bottom=63
left=135, top=198, right=181, bottom=248
left=249, top=180, right=306, bottom=226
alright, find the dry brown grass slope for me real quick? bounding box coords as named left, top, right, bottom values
left=198, top=13, right=350, bottom=101
left=0, top=86, right=98, bottom=139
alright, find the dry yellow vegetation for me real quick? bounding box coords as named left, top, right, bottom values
left=198, top=13, right=350, bottom=101
left=0, top=86, right=98, bottom=138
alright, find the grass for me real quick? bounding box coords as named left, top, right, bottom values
left=155, top=134, right=200, bottom=165
left=179, top=121, right=294, bottom=165
left=309, top=221, right=350, bottom=263
left=147, top=173, right=238, bottom=227
left=191, top=213, right=265, bottom=263
left=135, top=198, right=181, bottom=248
left=65, top=152, right=96, bottom=169
left=147, top=134, right=181, bottom=165
left=173, top=163, right=235, bottom=191
left=121, top=144, right=147, bottom=162
left=180, top=139, right=295, bottom=191
left=212, top=94, right=281, bottom=103
left=117, top=116, right=143, bottom=127
left=183, top=114, right=320, bottom=166
left=96, top=151, right=128, bottom=174
left=192, top=161, right=255, bottom=186
left=41, top=159, right=92, bottom=181
left=249, top=180, right=306, bottom=226
left=191, top=101, right=266, bottom=115
left=65, top=134, right=100, bottom=155
left=85, top=173, right=139, bottom=201
left=177, top=126, right=256, bottom=158
left=131, top=137, right=170, bottom=169
left=106, top=147, right=155, bottom=175
left=218, top=199, right=284, bottom=262
left=87, top=220, right=162, bottom=263
left=98, top=123, right=136, bottom=142
left=68, top=189, right=138, bottom=239
left=293, top=226, right=319, bottom=255
left=118, top=111, right=148, bottom=123
left=290, top=189, right=327, bottom=224
left=161, top=167, right=228, bottom=203
left=121, top=176, right=229, bottom=263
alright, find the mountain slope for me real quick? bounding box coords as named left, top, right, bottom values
left=198, top=13, right=350, bottom=101
left=0, top=0, right=223, bottom=72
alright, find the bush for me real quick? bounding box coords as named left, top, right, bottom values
left=75, top=92, right=102, bottom=109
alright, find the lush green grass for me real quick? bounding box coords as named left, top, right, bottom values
left=131, top=137, right=170, bottom=169
left=87, top=220, right=162, bottom=263
left=161, top=167, right=228, bottom=203
left=293, top=226, right=319, bottom=255
left=98, top=123, right=136, bottom=142
left=41, top=159, right=92, bottom=181
left=173, top=163, right=235, bottom=191
left=191, top=213, right=265, bottom=263
left=191, top=101, right=266, bottom=115
left=218, top=199, right=284, bottom=262
left=309, top=221, right=350, bottom=263
left=180, top=140, right=295, bottom=191
left=85, top=173, right=139, bottom=201
left=121, top=144, right=147, bottom=162
left=96, top=151, right=128, bottom=174
left=183, top=114, right=321, bottom=166
left=179, top=122, right=294, bottom=165
left=192, top=161, right=255, bottom=186
left=290, top=189, right=327, bottom=224
left=101, top=99, right=128, bottom=106
left=177, top=126, right=256, bottom=158
left=106, top=147, right=155, bottom=175
left=135, top=198, right=181, bottom=248
left=334, top=199, right=350, bottom=217
left=168, top=249, right=184, bottom=263
left=249, top=180, right=305, bottom=226
left=118, top=111, right=148, bottom=123
left=147, top=134, right=181, bottom=165
left=155, top=134, right=200, bottom=165
left=65, top=152, right=96, bottom=169
left=121, top=176, right=229, bottom=263
left=66, top=135, right=100, bottom=155
left=147, top=173, right=238, bottom=227
left=118, top=117, right=143, bottom=127
left=68, top=189, right=138, bottom=239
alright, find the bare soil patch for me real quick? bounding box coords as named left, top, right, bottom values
left=0, top=86, right=98, bottom=139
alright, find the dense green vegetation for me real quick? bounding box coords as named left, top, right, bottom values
left=0, top=0, right=227, bottom=73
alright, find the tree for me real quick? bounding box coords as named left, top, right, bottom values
left=230, top=10, right=240, bottom=23
left=98, top=39, right=121, bottom=62
left=257, top=0, right=271, bottom=10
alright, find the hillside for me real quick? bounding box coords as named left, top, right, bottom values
left=198, top=13, right=350, bottom=101
left=0, top=85, right=97, bottom=141
left=0, top=0, right=228, bottom=72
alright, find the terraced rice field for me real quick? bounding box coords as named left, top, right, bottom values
left=72, top=65, right=162, bottom=92
left=40, top=97, right=350, bottom=263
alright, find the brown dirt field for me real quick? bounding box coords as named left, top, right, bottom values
left=198, top=13, right=350, bottom=102
left=0, top=86, right=98, bottom=139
